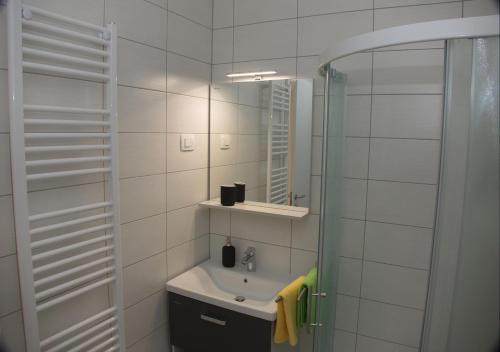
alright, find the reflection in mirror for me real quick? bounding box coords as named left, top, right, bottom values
left=209, top=79, right=313, bottom=207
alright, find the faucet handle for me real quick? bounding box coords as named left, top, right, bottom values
left=244, top=247, right=256, bottom=256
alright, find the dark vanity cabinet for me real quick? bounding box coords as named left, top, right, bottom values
left=169, top=293, right=272, bottom=352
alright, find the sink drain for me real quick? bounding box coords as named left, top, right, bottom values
left=235, top=296, right=246, bottom=302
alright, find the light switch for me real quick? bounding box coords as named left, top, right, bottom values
left=180, top=134, right=195, bottom=151
left=220, top=134, right=230, bottom=150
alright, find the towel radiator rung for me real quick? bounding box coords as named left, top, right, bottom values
left=40, top=307, right=117, bottom=348
left=26, top=156, right=111, bottom=167
left=24, top=104, right=110, bottom=115
left=29, top=201, right=112, bottom=221
left=32, top=234, right=114, bottom=262
left=34, top=245, right=114, bottom=275
left=30, top=212, right=113, bottom=236
left=23, top=61, right=110, bottom=81
left=26, top=167, right=111, bottom=181
left=24, top=118, right=110, bottom=127
left=31, top=224, right=113, bottom=249
left=36, top=277, right=116, bottom=312
left=22, top=33, right=109, bottom=58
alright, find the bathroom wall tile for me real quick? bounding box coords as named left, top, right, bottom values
left=0, top=255, right=20, bottom=317
left=234, top=0, right=297, bottom=25
left=338, top=257, right=363, bottom=296
left=371, top=95, right=443, bottom=139
left=126, top=324, right=168, bottom=352
left=290, top=249, right=317, bottom=277
left=118, top=86, right=166, bottom=133
left=119, top=133, right=166, bottom=178
left=369, top=139, right=441, bottom=184
left=213, top=0, right=234, bottom=28
left=234, top=19, right=297, bottom=61
left=120, top=174, right=167, bottom=223
left=210, top=209, right=231, bottom=236
left=292, top=215, right=320, bottom=252
left=333, top=329, right=356, bottom=352
left=167, top=93, right=209, bottom=133
left=167, top=205, right=209, bottom=249
left=118, top=38, right=166, bottom=91
left=146, top=0, right=166, bottom=8
left=125, top=290, right=167, bottom=347
left=167, top=133, right=209, bottom=172
left=167, top=168, right=208, bottom=211
left=329, top=52, right=373, bottom=95
left=0, top=311, right=26, bottom=352
left=312, top=95, right=324, bottom=137
left=341, top=178, right=367, bottom=220
left=168, top=0, right=213, bottom=27
left=231, top=212, right=292, bottom=246
left=335, top=294, right=359, bottom=332
left=373, top=50, right=445, bottom=94
left=311, top=137, right=323, bottom=176
left=210, top=100, right=239, bottom=134
left=299, top=0, right=372, bottom=16
left=236, top=80, right=264, bottom=107
left=0, top=196, right=15, bottom=257
left=0, top=70, right=9, bottom=132
left=298, top=11, right=373, bottom=56
left=375, top=2, right=461, bottom=30
left=123, top=252, right=167, bottom=307
left=463, top=0, right=500, bottom=17
left=0, top=12, right=5, bottom=69
left=358, top=299, right=424, bottom=347
left=213, top=28, right=234, bottom=64
left=339, top=218, right=365, bottom=259
left=344, top=95, right=371, bottom=138
left=366, top=180, right=437, bottom=227
left=167, top=52, right=211, bottom=98
left=297, top=56, right=325, bottom=95
left=365, top=221, right=433, bottom=270
left=106, top=0, right=167, bottom=49
left=211, top=83, right=238, bottom=103
left=0, top=134, right=11, bottom=196
left=167, top=235, right=210, bottom=278
left=356, top=335, right=418, bottom=352
left=361, top=261, right=428, bottom=309
left=343, top=138, right=369, bottom=179
left=168, top=12, right=212, bottom=63
left=375, top=0, right=455, bottom=7
left=121, top=214, right=167, bottom=267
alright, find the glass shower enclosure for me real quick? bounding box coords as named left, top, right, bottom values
left=314, top=17, right=499, bottom=352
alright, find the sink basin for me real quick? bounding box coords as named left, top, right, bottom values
left=165, top=260, right=292, bottom=321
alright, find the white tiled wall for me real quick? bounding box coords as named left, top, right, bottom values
left=0, top=1, right=212, bottom=351
left=210, top=0, right=499, bottom=351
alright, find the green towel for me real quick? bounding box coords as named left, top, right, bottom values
left=296, top=267, right=317, bottom=333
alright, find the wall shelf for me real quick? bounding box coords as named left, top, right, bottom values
left=199, top=199, right=309, bottom=219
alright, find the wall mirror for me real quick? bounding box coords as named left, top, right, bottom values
left=209, top=79, right=313, bottom=208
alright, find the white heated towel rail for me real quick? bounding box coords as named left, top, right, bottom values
left=266, top=81, right=290, bottom=205
left=8, top=2, right=125, bottom=352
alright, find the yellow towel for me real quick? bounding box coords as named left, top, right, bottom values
left=274, top=276, right=305, bottom=346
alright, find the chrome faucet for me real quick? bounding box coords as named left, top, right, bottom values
left=241, top=247, right=256, bottom=272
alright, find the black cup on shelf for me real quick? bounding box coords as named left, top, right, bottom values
left=234, top=182, right=246, bottom=203
left=220, top=185, right=236, bottom=206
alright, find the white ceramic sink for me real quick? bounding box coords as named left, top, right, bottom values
left=166, top=260, right=291, bottom=321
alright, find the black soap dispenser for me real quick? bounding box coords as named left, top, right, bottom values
left=222, top=237, right=236, bottom=268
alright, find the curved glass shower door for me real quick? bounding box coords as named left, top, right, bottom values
left=314, top=66, right=345, bottom=352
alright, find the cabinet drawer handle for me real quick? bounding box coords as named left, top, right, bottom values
left=200, top=314, right=227, bottom=326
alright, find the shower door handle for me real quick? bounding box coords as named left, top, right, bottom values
left=310, top=322, right=323, bottom=327
left=312, top=292, right=327, bottom=298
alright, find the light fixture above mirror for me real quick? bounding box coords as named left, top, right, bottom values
left=225, top=70, right=278, bottom=80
